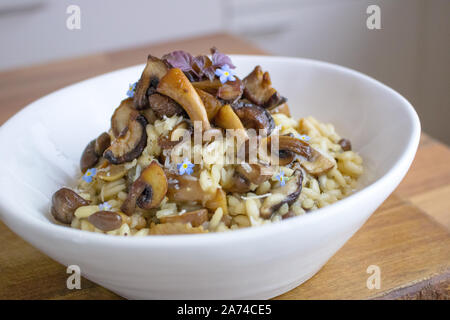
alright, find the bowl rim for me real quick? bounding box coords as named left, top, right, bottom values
left=0, top=55, right=421, bottom=248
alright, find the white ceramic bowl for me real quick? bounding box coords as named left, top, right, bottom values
left=0, top=55, right=420, bottom=299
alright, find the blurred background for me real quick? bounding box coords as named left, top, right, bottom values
left=0, top=0, right=449, bottom=144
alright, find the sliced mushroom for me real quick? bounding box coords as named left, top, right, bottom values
left=195, top=88, right=222, bottom=120
left=51, top=188, right=89, bottom=224
left=158, top=120, right=193, bottom=150
left=192, top=78, right=243, bottom=102
left=243, top=66, right=286, bottom=108
left=214, top=104, right=245, bottom=131
left=159, top=209, right=208, bottom=227
left=235, top=162, right=274, bottom=186
left=232, top=101, right=275, bottom=135
left=88, top=211, right=122, bottom=231
left=260, top=170, right=303, bottom=219
left=103, top=115, right=147, bottom=165
left=97, top=164, right=127, bottom=182
left=191, top=79, right=222, bottom=94
left=149, top=222, right=207, bottom=235
left=166, top=171, right=214, bottom=204
left=111, top=98, right=139, bottom=137
left=217, top=78, right=244, bottom=102
left=80, top=132, right=111, bottom=173
left=148, top=93, right=186, bottom=119
left=134, top=55, right=169, bottom=110
left=121, top=161, right=168, bottom=215
left=262, top=135, right=313, bottom=164
left=268, top=102, right=291, bottom=117
left=300, top=148, right=335, bottom=176
left=157, top=68, right=211, bottom=131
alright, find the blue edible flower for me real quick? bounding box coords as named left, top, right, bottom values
left=98, top=202, right=112, bottom=211
left=126, top=82, right=137, bottom=98
left=82, top=168, right=97, bottom=183
left=215, top=64, right=236, bottom=84
left=296, top=134, right=311, bottom=142
left=275, top=171, right=287, bottom=186
left=177, top=158, right=194, bottom=175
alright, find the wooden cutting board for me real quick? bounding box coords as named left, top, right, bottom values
left=0, top=33, right=448, bottom=300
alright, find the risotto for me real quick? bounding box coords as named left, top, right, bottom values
left=50, top=48, right=363, bottom=236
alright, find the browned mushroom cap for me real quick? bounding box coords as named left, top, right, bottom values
left=103, top=115, right=147, bottom=165
left=88, top=211, right=122, bottom=231
left=195, top=88, right=223, bottom=120
left=232, top=101, right=275, bottom=136
left=134, top=55, right=169, bottom=110
left=262, top=135, right=313, bottom=164
left=111, top=98, right=139, bottom=138
left=148, top=93, right=186, bottom=119
left=157, top=68, right=211, bottom=131
left=165, top=170, right=215, bottom=204
left=235, top=163, right=274, bottom=186
left=158, top=120, right=193, bottom=150
left=217, top=78, right=244, bottom=102
left=192, top=78, right=243, bottom=102
left=338, top=138, right=352, bottom=151
left=159, top=209, right=208, bottom=227
left=121, top=161, right=168, bottom=215
left=51, top=188, right=89, bottom=224
left=80, top=132, right=111, bottom=173
left=268, top=102, right=291, bottom=117
left=260, top=170, right=303, bottom=219
left=243, top=66, right=286, bottom=108
left=149, top=222, right=207, bottom=235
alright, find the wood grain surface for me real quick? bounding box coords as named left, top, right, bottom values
left=0, top=33, right=448, bottom=300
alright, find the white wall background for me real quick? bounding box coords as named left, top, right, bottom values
left=0, top=0, right=449, bottom=144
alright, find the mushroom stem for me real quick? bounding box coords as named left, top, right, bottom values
left=157, top=68, right=211, bottom=131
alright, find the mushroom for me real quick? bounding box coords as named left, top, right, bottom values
left=51, top=188, right=90, bottom=224
left=235, top=162, right=274, bottom=186
left=214, top=104, right=245, bottom=131
left=159, top=209, right=208, bottom=227
left=217, top=78, right=244, bottom=102
left=262, top=135, right=334, bottom=175
left=268, top=102, right=291, bottom=117
left=243, top=66, right=286, bottom=108
left=261, top=135, right=312, bottom=164
left=121, top=161, right=168, bottom=215
left=134, top=55, right=169, bottom=110
left=157, top=68, right=211, bottom=131
left=192, top=78, right=243, bottom=102
left=158, top=120, right=193, bottom=150
left=338, top=138, right=352, bottom=151
left=148, top=93, right=186, bottom=119
left=260, top=170, right=303, bottom=219
left=300, top=148, right=335, bottom=176
left=80, top=132, right=111, bottom=173
left=166, top=171, right=214, bottom=204
left=111, top=98, right=139, bottom=137
left=195, top=88, right=222, bottom=120
left=103, top=115, right=148, bottom=165
left=232, top=101, right=275, bottom=136
left=97, top=164, right=127, bottom=182
left=88, top=211, right=122, bottom=231
left=149, top=222, right=207, bottom=235
left=224, top=162, right=274, bottom=193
